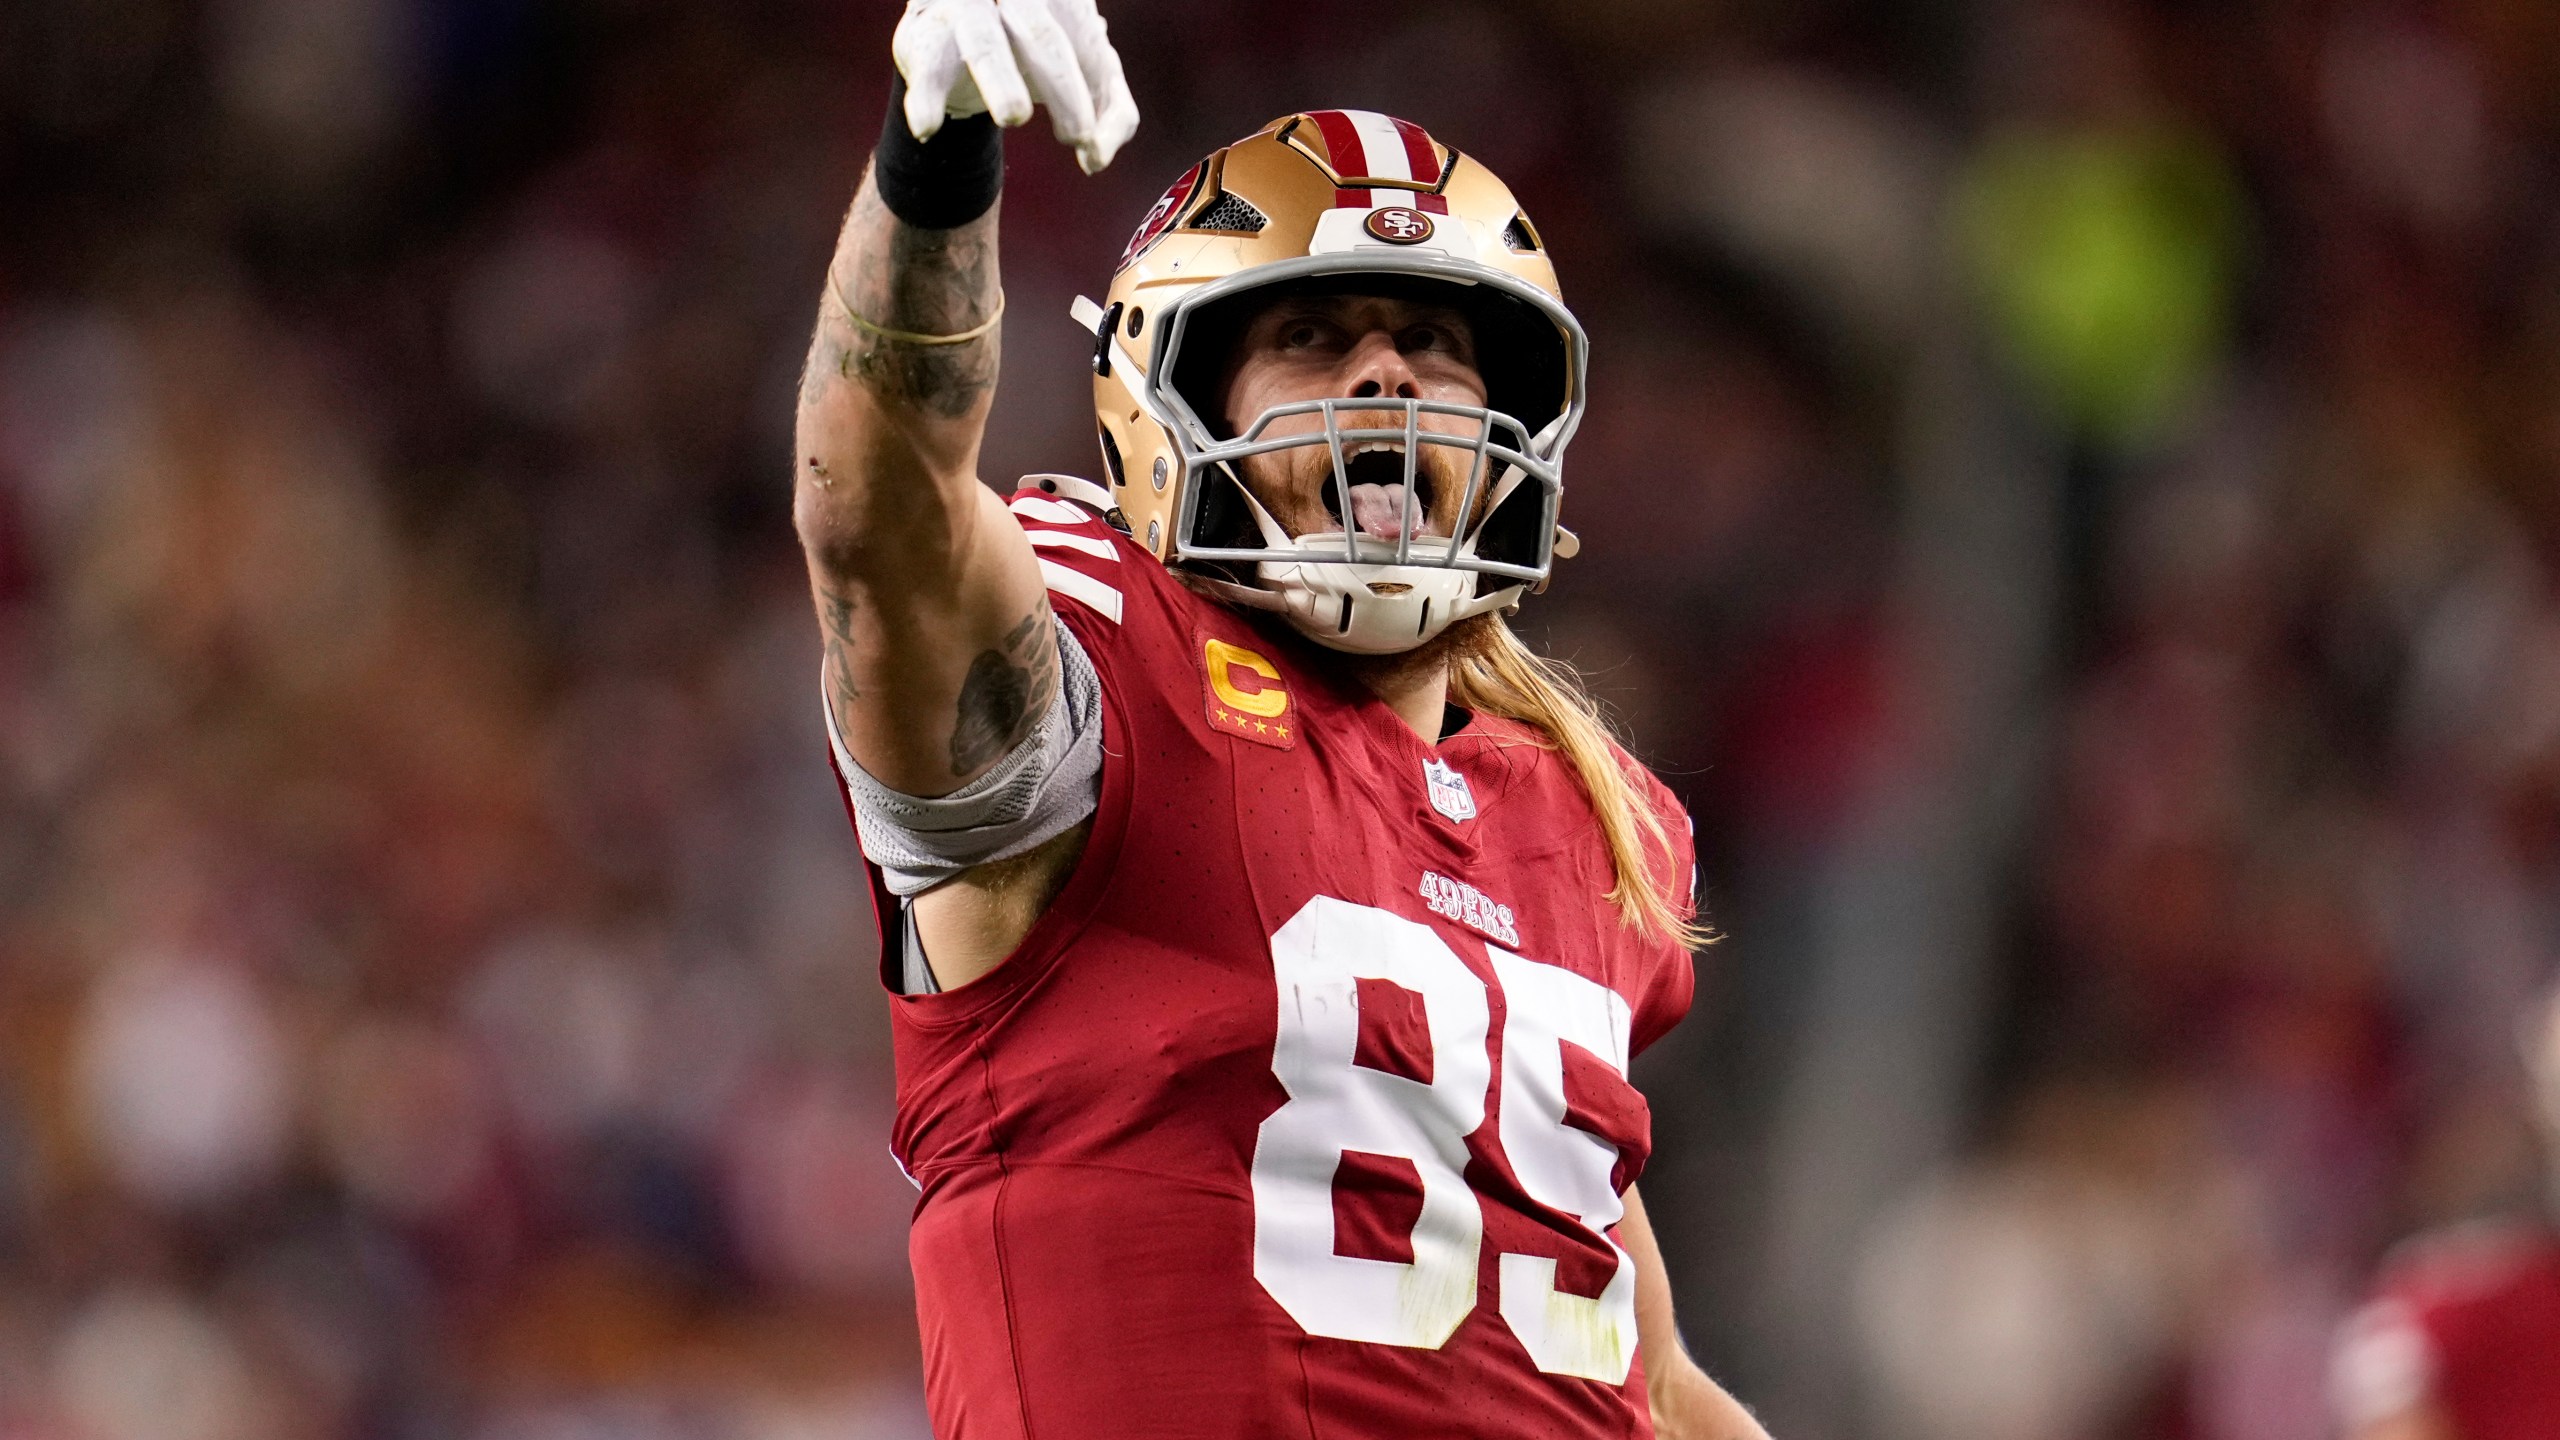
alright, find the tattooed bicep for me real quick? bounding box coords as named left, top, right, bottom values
left=947, top=601, right=1059, bottom=778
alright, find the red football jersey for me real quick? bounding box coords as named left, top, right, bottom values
left=2334, top=1221, right=2560, bottom=1440
left=846, top=484, right=1698, bottom=1439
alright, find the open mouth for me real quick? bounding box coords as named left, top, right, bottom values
left=1343, top=442, right=1410, bottom=490
left=1320, top=442, right=1440, bottom=541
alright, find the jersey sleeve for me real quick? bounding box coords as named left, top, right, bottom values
left=1003, top=481, right=1186, bottom=677
left=1007, top=486, right=1130, bottom=627
left=1627, top=765, right=1700, bottom=1057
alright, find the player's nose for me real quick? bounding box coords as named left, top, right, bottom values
left=1341, top=329, right=1421, bottom=403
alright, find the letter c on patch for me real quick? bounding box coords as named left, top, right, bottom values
left=1205, top=638, right=1288, bottom=718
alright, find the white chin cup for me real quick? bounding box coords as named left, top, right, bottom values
left=1256, top=555, right=1513, bottom=654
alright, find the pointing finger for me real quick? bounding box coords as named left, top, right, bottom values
left=999, top=0, right=1098, bottom=155
left=948, top=0, right=1033, bottom=127
left=893, top=20, right=964, bottom=138
left=1079, top=34, right=1139, bottom=168
left=1054, top=0, right=1137, bottom=171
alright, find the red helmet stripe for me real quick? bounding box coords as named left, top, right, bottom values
left=1309, top=110, right=1451, bottom=213
left=1389, top=117, right=1440, bottom=186
left=1388, top=117, right=1449, bottom=212
left=1305, top=110, right=1370, bottom=180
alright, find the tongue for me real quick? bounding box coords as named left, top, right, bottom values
left=1351, top=482, right=1423, bottom=540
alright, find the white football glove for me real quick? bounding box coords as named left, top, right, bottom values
left=893, top=0, right=1140, bottom=175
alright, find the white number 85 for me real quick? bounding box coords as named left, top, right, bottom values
left=1248, top=896, right=1640, bottom=1383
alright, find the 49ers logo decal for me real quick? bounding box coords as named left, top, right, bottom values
left=1364, top=206, right=1435, bottom=244
left=1120, top=161, right=1204, bottom=270
left=1201, top=634, right=1295, bottom=748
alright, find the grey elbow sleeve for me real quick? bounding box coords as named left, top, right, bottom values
left=826, top=623, right=1104, bottom=896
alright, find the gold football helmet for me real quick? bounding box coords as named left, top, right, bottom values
left=1071, top=110, right=1586, bottom=654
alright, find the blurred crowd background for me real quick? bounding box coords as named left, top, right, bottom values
left=3, top=0, right=2559, bottom=1436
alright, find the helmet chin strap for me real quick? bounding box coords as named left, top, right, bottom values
left=1189, top=471, right=1523, bottom=655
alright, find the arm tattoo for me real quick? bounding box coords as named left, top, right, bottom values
left=819, top=588, right=861, bottom=718
left=803, top=179, right=1000, bottom=421
left=948, top=604, right=1057, bottom=777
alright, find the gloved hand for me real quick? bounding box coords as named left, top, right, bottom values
left=892, top=0, right=1140, bottom=175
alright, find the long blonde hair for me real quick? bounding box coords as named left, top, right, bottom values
left=1445, top=616, right=1714, bottom=949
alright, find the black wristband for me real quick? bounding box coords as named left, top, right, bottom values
left=875, top=74, right=1004, bottom=229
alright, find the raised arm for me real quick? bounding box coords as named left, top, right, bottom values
left=795, top=159, right=1044, bottom=797
left=794, top=0, right=1137, bottom=800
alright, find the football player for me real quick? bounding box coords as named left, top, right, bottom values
left=2333, top=976, right=2560, bottom=1440
left=794, top=1, right=1769, bottom=1435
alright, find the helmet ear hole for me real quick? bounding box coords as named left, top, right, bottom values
left=1098, top=422, right=1127, bottom=488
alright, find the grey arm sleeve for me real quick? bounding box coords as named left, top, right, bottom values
left=825, top=622, right=1104, bottom=897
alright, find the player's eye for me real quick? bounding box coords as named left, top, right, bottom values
left=1281, top=321, right=1329, bottom=349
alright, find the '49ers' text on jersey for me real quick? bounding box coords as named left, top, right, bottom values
left=841, top=483, right=1699, bottom=1440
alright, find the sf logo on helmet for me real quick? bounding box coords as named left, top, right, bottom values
left=1364, top=206, right=1435, bottom=244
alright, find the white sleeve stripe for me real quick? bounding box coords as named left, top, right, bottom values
left=1024, top=527, right=1118, bottom=560
left=1039, top=557, right=1123, bottom=622
left=1010, top=495, right=1091, bottom=524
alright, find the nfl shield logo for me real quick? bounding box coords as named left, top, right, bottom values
left=1423, top=758, right=1477, bottom=822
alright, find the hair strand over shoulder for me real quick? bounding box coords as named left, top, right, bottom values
left=1444, top=616, right=1714, bottom=950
